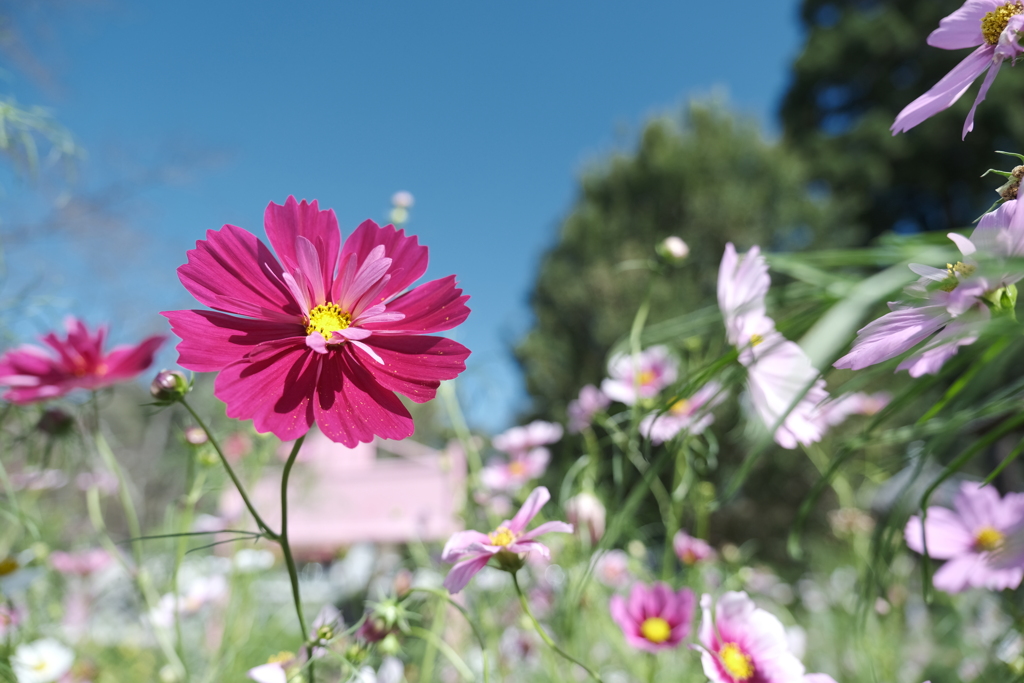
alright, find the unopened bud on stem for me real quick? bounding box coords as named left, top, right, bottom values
left=150, top=370, right=188, bottom=403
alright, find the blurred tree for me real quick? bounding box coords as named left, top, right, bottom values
left=514, top=100, right=847, bottom=419
left=781, top=0, right=1024, bottom=237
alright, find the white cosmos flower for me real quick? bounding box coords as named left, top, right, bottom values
left=717, top=243, right=828, bottom=449
left=11, top=638, right=74, bottom=683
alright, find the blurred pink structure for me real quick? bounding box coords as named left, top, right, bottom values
left=221, top=429, right=466, bottom=560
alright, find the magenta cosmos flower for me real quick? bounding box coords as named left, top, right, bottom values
left=610, top=581, right=695, bottom=653
left=441, top=486, right=573, bottom=593
left=163, top=197, right=470, bottom=446
left=699, top=592, right=834, bottom=683
left=639, top=380, right=726, bottom=444
left=905, top=481, right=1024, bottom=592
left=835, top=201, right=1024, bottom=377
left=718, top=244, right=829, bottom=449
left=601, top=345, right=679, bottom=405
left=892, top=0, right=1024, bottom=138
left=0, top=317, right=165, bottom=404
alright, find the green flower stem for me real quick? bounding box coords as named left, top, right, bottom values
left=408, top=625, right=474, bottom=682
left=86, top=486, right=187, bottom=680
left=179, top=399, right=278, bottom=541
left=408, top=587, right=490, bottom=683
left=511, top=572, right=603, bottom=682
left=278, top=435, right=312, bottom=680
left=171, top=464, right=207, bottom=682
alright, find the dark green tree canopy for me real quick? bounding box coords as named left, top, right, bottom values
left=515, top=101, right=846, bottom=418
left=781, top=0, right=1024, bottom=237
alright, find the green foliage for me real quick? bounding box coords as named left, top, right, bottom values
left=781, top=0, right=1024, bottom=236
left=515, top=100, right=849, bottom=419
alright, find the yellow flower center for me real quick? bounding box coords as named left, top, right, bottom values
left=720, top=643, right=754, bottom=680
left=982, top=2, right=1024, bottom=45
left=305, top=303, right=351, bottom=337
left=489, top=527, right=516, bottom=547
left=32, top=661, right=46, bottom=671
left=0, top=557, right=20, bottom=576
left=749, top=334, right=764, bottom=347
left=507, top=461, right=527, bottom=476
left=637, top=370, right=656, bottom=387
left=939, top=261, right=977, bottom=292
left=267, top=651, right=295, bottom=665
left=640, top=616, right=672, bottom=643
left=975, top=526, right=1004, bottom=551
left=669, top=398, right=691, bottom=416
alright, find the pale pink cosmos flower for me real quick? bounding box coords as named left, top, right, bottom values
left=567, top=384, right=610, bottom=433
left=163, top=197, right=471, bottom=446
left=639, top=381, right=726, bottom=444
left=480, top=448, right=549, bottom=492
left=674, top=530, right=716, bottom=565
left=594, top=549, right=632, bottom=588
left=610, top=582, right=695, bottom=653
left=491, top=420, right=563, bottom=455
left=0, top=317, right=165, bottom=404
left=891, top=0, right=1024, bottom=138
left=905, top=481, right=1024, bottom=593
left=836, top=202, right=1024, bottom=377
left=248, top=653, right=296, bottom=683
left=812, top=392, right=892, bottom=429
left=699, top=591, right=836, bottom=683
left=50, top=549, right=112, bottom=577
left=601, top=346, right=679, bottom=405
left=9, top=469, right=68, bottom=491
left=441, top=486, right=573, bottom=593
left=718, top=244, right=829, bottom=449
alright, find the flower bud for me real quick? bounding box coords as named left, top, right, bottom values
left=36, top=408, right=74, bottom=437
left=565, top=492, right=606, bottom=544
left=183, top=426, right=208, bottom=446
left=378, top=633, right=402, bottom=656
left=150, top=370, right=188, bottom=403
left=656, top=236, right=689, bottom=263
left=391, top=191, right=415, bottom=209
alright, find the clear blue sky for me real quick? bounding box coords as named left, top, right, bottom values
left=5, top=1, right=803, bottom=432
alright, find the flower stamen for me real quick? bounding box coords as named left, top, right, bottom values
left=489, top=527, right=516, bottom=547
left=719, top=643, right=754, bottom=680
left=975, top=526, right=1004, bottom=551
left=306, top=303, right=352, bottom=337
left=640, top=616, right=671, bottom=643
left=982, top=2, right=1024, bottom=45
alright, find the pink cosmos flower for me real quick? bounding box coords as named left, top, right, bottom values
left=0, top=317, right=165, bottom=404
left=639, top=381, right=726, bottom=444
left=891, top=0, right=1024, bottom=138
left=567, top=384, right=610, bottom=433
left=610, top=582, right=695, bottom=653
left=718, top=244, right=829, bottom=449
left=163, top=197, right=471, bottom=446
left=836, top=203, right=1024, bottom=377
left=480, top=448, right=550, bottom=492
left=674, top=530, right=716, bottom=565
left=601, top=346, right=679, bottom=405
left=441, top=486, right=573, bottom=593
left=491, top=420, right=563, bottom=455
left=700, top=591, right=829, bottom=683
left=905, top=481, right=1024, bottom=592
